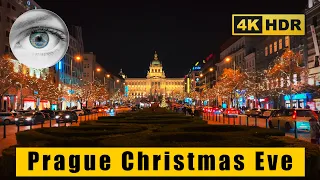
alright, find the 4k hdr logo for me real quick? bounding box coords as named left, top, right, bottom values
left=232, top=14, right=305, bottom=35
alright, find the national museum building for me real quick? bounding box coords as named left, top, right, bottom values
left=125, top=52, right=184, bottom=98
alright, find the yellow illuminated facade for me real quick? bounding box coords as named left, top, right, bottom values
left=125, top=52, right=184, bottom=98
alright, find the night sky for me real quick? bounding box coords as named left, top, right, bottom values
left=36, top=0, right=307, bottom=78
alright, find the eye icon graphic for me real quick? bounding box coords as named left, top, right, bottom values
left=9, top=9, right=69, bottom=69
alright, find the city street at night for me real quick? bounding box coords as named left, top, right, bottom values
left=1, top=0, right=320, bottom=178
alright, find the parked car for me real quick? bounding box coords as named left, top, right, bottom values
left=268, top=109, right=317, bottom=131
left=40, top=110, right=55, bottom=119
left=55, top=111, right=78, bottom=123
left=92, top=107, right=104, bottom=113
left=0, top=112, right=16, bottom=125
left=17, top=110, right=32, bottom=114
left=83, top=108, right=91, bottom=115
left=245, top=108, right=261, bottom=117
left=223, top=108, right=240, bottom=117
left=73, top=109, right=84, bottom=116
left=15, top=112, right=46, bottom=125
left=259, top=109, right=279, bottom=118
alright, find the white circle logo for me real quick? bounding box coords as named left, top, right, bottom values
left=9, top=9, right=69, bottom=69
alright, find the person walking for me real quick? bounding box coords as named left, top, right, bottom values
left=309, top=114, right=320, bottom=144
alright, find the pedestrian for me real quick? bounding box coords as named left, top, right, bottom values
left=309, top=113, right=320, bottom=144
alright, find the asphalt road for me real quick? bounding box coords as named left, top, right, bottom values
left=204, top=113, right=311, bottom=142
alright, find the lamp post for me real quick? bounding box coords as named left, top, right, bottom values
left=16, top=82, right=22, bottom=110
left=225, top=57, right=236, bottom=108
left=70, top=55, right=82, bottom=108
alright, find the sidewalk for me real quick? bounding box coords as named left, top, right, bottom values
left=204, top=114, right=313, bottom=143
left=0, top=112, right=106, bottom=156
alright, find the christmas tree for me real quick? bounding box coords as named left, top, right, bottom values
left=160, top=95, right=167, bottom=108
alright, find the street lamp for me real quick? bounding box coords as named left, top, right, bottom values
left=209, top=67, right=214, bottom=72
left=225, top=57, right=237, bottom=108
left=70, top=55, right=82, bottom=108
left=16, top=82, right=23, bottom=110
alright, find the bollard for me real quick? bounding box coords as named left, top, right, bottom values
left=277, top=120, right=280, bottom=130
left=58, top=121, right=60, bottom=127
left=246, top=116, right=249, bottom=126
left=239, top=116, right=242, bottom=125
left=30, top=122, right=32, bottom=130
left=228, top=116, right=230, bottom=125
left=294, top=121, right=298, bottom=139
left=266, top=118, right=268, bottom=128
left=255, top=116, right=257, bottom=127
left=218, top=114, right=220, bottom=122
left=65, top=120, right=67, bottom=127
left=3, top=122, right=6, bottom=138
left=233, top=116, right=236, bottom=126
left=41, top=121, right=43, bottom=128
left=215, top=113, right=218, bottom=122
left=49, top=118, right=52, bottom=128
left=17, top=123, right=20, bottom=132
left=223, top=115, right=225, bottom=124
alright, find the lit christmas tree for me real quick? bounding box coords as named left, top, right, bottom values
left=160, top=95, right=167, bottom=108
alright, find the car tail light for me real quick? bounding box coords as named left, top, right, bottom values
left=292, top=110, right=297, bottom=119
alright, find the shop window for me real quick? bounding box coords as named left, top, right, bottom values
left=313, top=16, right=318, bottom=27
left=269, top=44, right=272, bottom=54
left=285, top=36, right=290, bottom=48
left=274, top=41, right=277, bottom=52
left=265, top=46, right=268, bottom=56
left=279, top=39, right=283, bottom=49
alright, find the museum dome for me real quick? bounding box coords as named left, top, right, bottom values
left=151, top=51, right=161, bottom=65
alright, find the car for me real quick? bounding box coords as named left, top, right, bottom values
left=0, top=112, right=16, bottom=125
left=245, top=108, right=261, bottom=117
left=55, top=111, right=78, bottom=123
left=73, top=109, right=84, bottom=116
left=83, top=108, right=91, bottom=115
left=268, top=109, right=317, bottom=132
left=223, top=108, right=240, bottom=117
left=15, top=112, right=46, bottom=125
left=92, top=107, right=104, bottom=113
left=259, top=109, right=279, bottom=118
left=203, top=107, right=222, bottom=114
left=40, top=110, right=56, bottom=119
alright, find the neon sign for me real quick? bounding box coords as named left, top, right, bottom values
left=192, top=66, right=201, bottom=70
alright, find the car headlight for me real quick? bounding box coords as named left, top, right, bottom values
left=65, top=115, right=70, bottom=119
left=15, top=118, right=18, bottom=121
left=55, top=115, right=60, bottom=119
left=26, top=117, right=32, bottom=121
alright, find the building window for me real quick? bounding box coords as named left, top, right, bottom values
left=11, top=5, right=16, bottom=11
left=313, top=16, right=318, bottom=27
left=279, top=39, right=283, bottom=49
left=4, top=45, right=9, bottom=52
left=6, top=16, right=9, bottom=22
left=265, top=46, right=268, bottom=56
left=7, top=2, right=10, bottom=8
left=274, top=41, right=277, bottom=52
left=269, top=44, right=272, bottom=54
left=5, top=30, right=9, bottom=37
left=285, top=36, right=290, bottom=48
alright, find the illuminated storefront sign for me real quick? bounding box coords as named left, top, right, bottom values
left=284, top=93, right=308, bottom=101
left=192, top=66, right=201, bottom=70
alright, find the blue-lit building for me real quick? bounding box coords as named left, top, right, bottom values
left=53, top=26, right=84, bottom=110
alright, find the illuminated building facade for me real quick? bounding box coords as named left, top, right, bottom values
left=125, top=52, right=184, bottom=99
